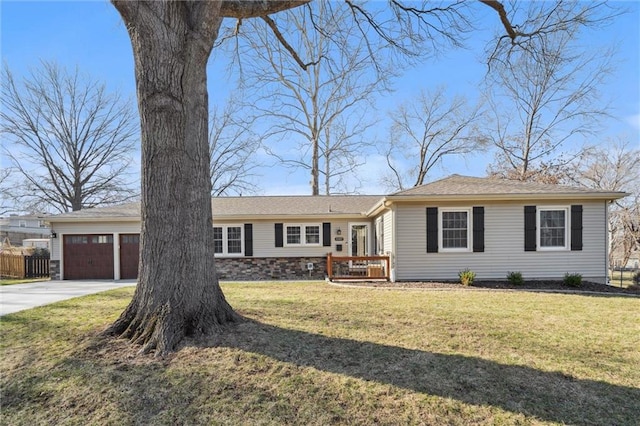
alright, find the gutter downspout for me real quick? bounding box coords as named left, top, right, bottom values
left=390, top=203, right=396, bottom=282
left=605, top=200, right=610, bottom=285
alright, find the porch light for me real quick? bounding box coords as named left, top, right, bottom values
left=50, top=232, right=57, bottom=239
left=336, top=228, right=341, bottom=236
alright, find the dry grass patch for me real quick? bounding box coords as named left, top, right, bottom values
left=1, top=282, right=639, bottom=425
left=0, top=278, right=50, bottom=286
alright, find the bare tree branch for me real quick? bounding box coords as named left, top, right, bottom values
left=562, top=139, right=640, bottom=267
left=209, top=95, right=260, bottom=196
left=484, top=16, right=615, bottom=182
left=381, top=86, right=487, bottom=192
left=261, top=15, right=320, bottom=71
left=1, top=62, right=138, bottom=213
left=235, top=2, right=391, bottom=195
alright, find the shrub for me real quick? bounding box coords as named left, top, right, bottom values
left=633, top=272, right=640, bottom=285
left=563, top=272, right=582, bottom=288
left=32, top=247, right=50, bottom=257
left=459, top=269, right=476, bottom=286
left=507, top=271, right=524, bottom=286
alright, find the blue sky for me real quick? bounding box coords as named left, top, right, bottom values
left=1, top=1, right=639, bottom=196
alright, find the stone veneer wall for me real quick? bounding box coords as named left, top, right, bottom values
left=50, top=259, right=60, bottom=280
left=215, top=257, right=327, bottom=281
left=51, top=257, right=327, bottom=281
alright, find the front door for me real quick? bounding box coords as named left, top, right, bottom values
left=349, top=223, right=370, bottom=257
left=349, top=223, right=370, bottom=274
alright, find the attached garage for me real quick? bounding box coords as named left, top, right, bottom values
left=63, top=234, right=115, bottom=280
left=119, top=234, right=140, bottom=279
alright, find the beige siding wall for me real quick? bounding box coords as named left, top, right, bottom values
left=50, top=219, right=360, bottom=261
left=382, top=210, right=393, bottom=254
left=250, top=219, right=368, bottom=257
left=50, top=221, right=141, bottom=261
left=394, top=200, right=607, bottom=283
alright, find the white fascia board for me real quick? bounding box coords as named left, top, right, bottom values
left=384, top=192, right=628, bottom=203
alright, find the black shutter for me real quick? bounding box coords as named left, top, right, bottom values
left=275, top=223, right=283, bottom=247
left=244, top=224, right=253, bottom=256
left=426, top=207, right=438, bottom=253
left=524, top=206, right=537, bottom=251
left=473, top=206, right=485, bottom=252
left=571, top=205, right=583, bottom=251
left=323, top=222, right=331, bottom=247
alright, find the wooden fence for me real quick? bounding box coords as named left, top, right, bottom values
left=0, top=254, right=50, bottom=279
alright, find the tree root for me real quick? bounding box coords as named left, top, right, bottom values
left=103, top=283, right=240, bottom=357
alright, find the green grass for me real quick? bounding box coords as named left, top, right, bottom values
left=0, top=277, right=50, bottom=286
left=1, top=282, right=639, bottom=425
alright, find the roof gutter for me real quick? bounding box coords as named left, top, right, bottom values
left=365, top=197, right=392, bottom=217
left=383, top=192, right=628, bottom=203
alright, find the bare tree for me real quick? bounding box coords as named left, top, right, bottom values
left=234, top=2, right=392, bottom=195
left=1, top=62, right=138, bottom=213
left=563, top=139, right=640, bottom=268
left=484, top=2, right=615, bottom=181
left=382, top=87, right=485, bottom=192
left=104, top=0, right=616, bottom=355
left=0, top=167, right=14, bottom=215
left=209, top=97, right=260, bottom=196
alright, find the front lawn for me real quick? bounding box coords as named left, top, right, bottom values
left=1, top=282, right=638, bottom=425
left=0, top=277, right=50, bottom=286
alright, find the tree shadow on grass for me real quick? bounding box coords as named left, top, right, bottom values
left=202, top=319, right=639, bottom=425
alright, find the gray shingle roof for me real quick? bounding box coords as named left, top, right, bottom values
left=390, top=174, right=625, bottom=197
left=46, top=203, right=141, bottom=220
left=213, top=195, right=382, bottom=217
left=47, top=175, right=626, bottom=222
left=48, top=195, right=383, bottom=221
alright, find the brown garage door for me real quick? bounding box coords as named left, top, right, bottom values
left=63, top=234, right=114, bottom=280
left=120, top=234, right=140, bottom=279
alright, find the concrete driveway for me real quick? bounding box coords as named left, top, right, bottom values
left=0, top=280, right=136, bottom=316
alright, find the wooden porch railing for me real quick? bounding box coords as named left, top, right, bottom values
left=326, top=253, right=390, bottom=281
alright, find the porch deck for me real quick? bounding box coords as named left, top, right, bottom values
left=326, top=253, right=390, bottom=281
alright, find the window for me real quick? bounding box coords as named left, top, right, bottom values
left=285, top=224, right=321, bottom=246
left=213, top=227, right=223, bottom=254
left=375, top=216, right=385, bottom=254
left=440, top=209, right=470, bottom=251
left=305, top=226, right=320, bottom=245
left=68, top=236, right=88, bottom=244
left=286, top=226, right=301, bottom=245
left=121, top=235, right=139, bottom=244
left=19, top=220, right=26, bottom=228
left=227, top=227, right=242, bottom=254
left=538, top=208, right=568, bottom=250
left=213, top=225, right=243, bottom=256
left=92, top=235, right=113, bottom=244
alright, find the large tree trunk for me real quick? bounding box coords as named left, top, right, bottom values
left=105, top=1, right=238, bottom=356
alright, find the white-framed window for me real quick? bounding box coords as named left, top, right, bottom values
left=19, top=220, right=26, bottom=228
left=439, top=208, right=471, bottom=252
left=538, top=207, right=568, bottom=250
left=375, top=216, right=385, bottom=255
left=91, top=235, right=113, bottom=244
left=213, top=225, right=243, bottom=256
left=285, top=224, right=321, bottom=246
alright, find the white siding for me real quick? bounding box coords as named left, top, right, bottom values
left=394, top=200, right=607, bottom=283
